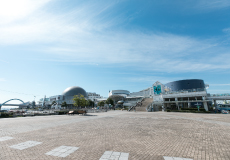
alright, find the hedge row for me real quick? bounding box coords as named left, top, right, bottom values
left=0, top=113, right=14, bottom=118
left=55, top=110, right=87, bottom=115
left=180, top=108, right=206, bottom=111
left=55, top=111, right=69, bottom=115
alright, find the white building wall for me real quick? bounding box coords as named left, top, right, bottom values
left=163, top=91, right=207, bottom=99
left=108, top=90, right=130, bottom=97
left=129, top=87, right=152, bottom=98
left=87, top=92, right=103, bottom=101
left=88, top=96, right=103, bottom=101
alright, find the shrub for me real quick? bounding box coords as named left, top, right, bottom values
left=181, top=108, right=205, bottom=111
left=56, top=111, right=68, bottom=115
left=123, top=106, right=129, bottom=110
left=194, top=111, right=211, bottom=113
left=0, top=113, right=13, bottom=118
left=0, top=113, right=9, bottom=118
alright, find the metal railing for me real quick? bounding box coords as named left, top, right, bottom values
left=163, top=88, right=206, bottom=95
left=147, top=101, right=161, bottom=112
left=147, top=103, right=152, bottom=112
left=209, top=93, right=230, bottom=97
left=128, top=106, right=135, bottom=112
left=128, top=97, right=144, bottom=111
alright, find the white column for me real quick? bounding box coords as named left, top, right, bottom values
left=202, top=96, right=208, bottom=111
left=214, top=100, right=217, bottom=107
left=203, top=101, right=208, bottom=111
left=175, top=98, right=179, bottom=110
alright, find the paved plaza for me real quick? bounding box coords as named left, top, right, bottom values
left=1, top=111, right=230, bottom=160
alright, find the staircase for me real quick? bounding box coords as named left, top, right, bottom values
left=135, top=98, right=153, bottom=112
left=128, top=105, right=135, bottom=112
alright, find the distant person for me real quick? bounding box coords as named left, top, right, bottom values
left=213, top=107, right=216, bottom=114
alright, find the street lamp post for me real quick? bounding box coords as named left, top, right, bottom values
left=195, top=102, right=200, bottom=111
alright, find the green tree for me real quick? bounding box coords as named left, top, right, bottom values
left=85, top=99, right=90, bottom=107
left=97, top=101, right=105, bottom=107
left=61, top=101, right=67, bottom=108
left=88, top=99, right=94, bottom=107
left=106, top=98, right=114, bottom=105
left=224, top=100, right=229, bottom=104
left=73, top=94, right=86, bottom=108
left=51, top=101, right=56, bottom=105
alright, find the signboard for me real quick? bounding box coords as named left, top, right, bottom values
left=154, top=85, right=161, bottom=95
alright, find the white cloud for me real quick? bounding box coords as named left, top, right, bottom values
left=0, top=0, right=51, bottom=25
left=223, top=28, right=230, bottom=34
left=196, top=0, right=230, bottom=10
left=210, top=84, right=230, bottom=86
left=0, top=60, right=9, bottom=63
left=44, top=31, right=230, bottom=72
left=125, top=76, right=179, bottom=84
left=208, top=90, right=230, bottom=92
left=0, top=0, right=230, bottom=73
left=0, top=1, right=119, bottom=45
left=0, top=78, right=6, bottom=82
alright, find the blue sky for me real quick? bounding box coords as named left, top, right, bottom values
left=0, top=0, right=230, bottom=105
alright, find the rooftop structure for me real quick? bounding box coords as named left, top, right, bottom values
left=62, top=86, right=88, bottom=97
left=37, top=86, right=103, bottom=109
left=164, top=79, right=205, bottom=92
left=87, top=92, right=103, bottom=102
left=108, top=90, right=130, bottom=97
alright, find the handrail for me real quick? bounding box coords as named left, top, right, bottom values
left=163, top=88, right=206, bottom=95
left=147, top=101, right=154, bottom=112
left=209, top=93, right=230, bottom=97
left=128, top=106, right=135, bottom=112
left=128, top=97, right=144, bottom=111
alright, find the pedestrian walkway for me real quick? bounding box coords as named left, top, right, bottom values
left=99, top=151, right=129, bottom=160
left=1, top=111, right=230, bottom=159
left=2, top=136, right=196, bottom=160
left=10, top=141, right=42, bottom=150
left=46, top=146, right=79, bottom=158
left=164, top=156, right=193, bottom=160
left=0, top=136, right=13, bottom=141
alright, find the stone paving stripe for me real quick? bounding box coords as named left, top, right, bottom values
left=163, top=157, right=174, bottom=160
left=0, top=136, right=13, bottom=142
left=163, top=156, right=193, bottom=160
left=100, top=151, right=129, bottom=160
left=10, top=141, right=42, bottom=150
left=45, top=146, right=79, bottom=158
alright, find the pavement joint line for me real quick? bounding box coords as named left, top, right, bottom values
left=99, top=151, right=129, bottom=160
left=0, top=136, right=13, bottom=141
left=9, top=141, right=42, bottom=150
left=45, top=146, right=79, bottom=158
left=163, top=156, right=193, bottom=160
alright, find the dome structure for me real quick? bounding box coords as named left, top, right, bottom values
left=165, top=79, right=205, bottom=91
left=62, top=86, right=88, bottom=98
